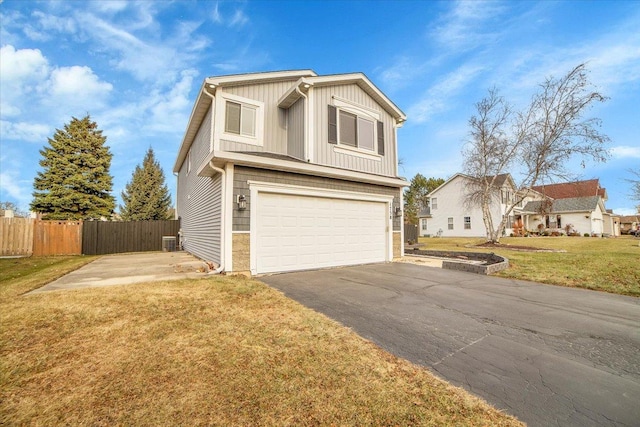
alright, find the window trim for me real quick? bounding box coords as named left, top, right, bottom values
left=331, top=97, right=382, bottom=157
left=215, top=92, right=265, bottom=147
left=464, top=216, right=471, bottom=229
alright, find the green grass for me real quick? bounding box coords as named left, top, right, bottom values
left=417, top=236, right=640, bottom=296
left=0, top=256, right=98, bottom=300
left=0, top=256, right=522, bottom=426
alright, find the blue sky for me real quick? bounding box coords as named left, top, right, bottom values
left=1, top=0, right=639, bottom=215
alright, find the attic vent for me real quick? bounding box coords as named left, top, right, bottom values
left=162, top=236, right=177, bottom=252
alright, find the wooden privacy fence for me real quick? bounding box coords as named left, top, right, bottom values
left=82, top=220, right=180, bottom=255
left=404, top=223, right=419, bottom=243
left=1, top=218, right=179, bottom=257
left=33, top=220, right=82, bottom=256
left=0, top=217, right=34, bottom=256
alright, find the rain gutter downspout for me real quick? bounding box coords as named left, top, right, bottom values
left=294, top=85, right=309, bottom=161
left=202, top=84, right=225, bottom=274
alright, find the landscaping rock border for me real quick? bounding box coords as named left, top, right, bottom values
left=409, top=249, right=509, bottom=275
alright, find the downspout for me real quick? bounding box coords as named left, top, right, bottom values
left=294, top=82, right=310, bottom=161
left=202, top=85, right=226, bottom=274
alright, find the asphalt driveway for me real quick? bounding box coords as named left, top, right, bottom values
left=260, top=262, right=640, bottom=427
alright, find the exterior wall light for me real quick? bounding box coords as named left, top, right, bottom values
left=394, top=207, right=402, bottom=218
left=237, top=194, right=247, bottom=210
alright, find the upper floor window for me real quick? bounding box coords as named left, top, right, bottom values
left=215, top=92, right=264, bottom=146
left=328, top=97, right=384, bottom=157
left=225, top=101, right=256, bottom=137
left=431, top=198, right=438, bottom=210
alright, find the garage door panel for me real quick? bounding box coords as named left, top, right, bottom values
left=256, top=192, right=387, bottom=274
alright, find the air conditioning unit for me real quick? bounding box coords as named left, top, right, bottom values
left=162, top=236, right=177, bottom=252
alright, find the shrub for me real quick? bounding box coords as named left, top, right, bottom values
left=584, top=233, right=590, bottom=237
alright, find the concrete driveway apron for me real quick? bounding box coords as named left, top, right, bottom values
left=260, top=262, right=640, bottom=427
left=29, top=252, right=207, bottom=293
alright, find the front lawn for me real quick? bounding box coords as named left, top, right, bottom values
left=416, top=236, right=640, bottom=296
left=0, top=257, right=521, bottom=426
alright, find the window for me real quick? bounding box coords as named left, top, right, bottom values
left=431, top=198, right=438, bottom=210
left=225, top=101, right=256, bottom=137
left=328, top=99, right=383, bottom=155
left=464, top=217, right=471, bottom=229
left=448, top=217, right=454, bottom=230
left=216, top=92, right=264, bottom=146
left=422, top=219, right=428, bottom=231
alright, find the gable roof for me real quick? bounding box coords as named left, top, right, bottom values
left=521, top=196, right=603, bottom=214
left=174, top=70, right=406, bottom=173
left=531, top=179, right=606, bottom=200
left=619, top=215, right=640, bottom=224
left=427, top=172, right=515, bottom=197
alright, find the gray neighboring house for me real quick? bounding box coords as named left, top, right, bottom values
left=174, top=70, right=407, bottom=275
left=520, top=196, right=610, bottom=236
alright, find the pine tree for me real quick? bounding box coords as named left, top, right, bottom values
left=31, top=115, right=115, bottom=220
left=120, top=147, right=172, bottom=220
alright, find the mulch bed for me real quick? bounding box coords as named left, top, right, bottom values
left=474, top=242, right=563, bottom=252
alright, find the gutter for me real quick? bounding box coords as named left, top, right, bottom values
left=202, top=85, right=225, bottom=274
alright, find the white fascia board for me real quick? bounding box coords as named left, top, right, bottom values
left=277, top=77, right=312, bottom=108
left=173, top=81, right=212, bottom=172
left=427, top=172, right=465, bottom=197
left=309, top=73, right=406, bottom=122
left=206, top=70, right=317, bottom=87
left=197, top=150, right=408, bottom=188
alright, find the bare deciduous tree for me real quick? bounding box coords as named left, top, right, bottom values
left=627, top=169, right=640, bottom=213
left=462, top=64, right=610, bottom=243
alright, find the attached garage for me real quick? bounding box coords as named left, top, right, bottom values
left=250, top=182, right=393, bottom=275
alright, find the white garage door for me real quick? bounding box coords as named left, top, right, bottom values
left=256, top=192, right=388, bottom=274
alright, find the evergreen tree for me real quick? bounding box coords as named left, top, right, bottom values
left=120, top=148, right=172, bottom=220
left=403, top=174, right=445, bottom=225
left=31, top=115, right=115, bottom=220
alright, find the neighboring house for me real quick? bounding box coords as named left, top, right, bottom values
left=529, top=179, right=619, bottom=236
left=619, top=215, right=640, bottom=233
left=422, top=173, right=528, bottom=237
left=423, top=174, right=620, bottom=237
left=174, top=70, right=407, bottom=275
left=520, top=196, right=608, bottom=236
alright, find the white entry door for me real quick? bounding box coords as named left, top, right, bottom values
left=255, top=192, right=388, bottom=274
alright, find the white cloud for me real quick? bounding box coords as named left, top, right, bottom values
left=0, top=45, right=50, bottom=117
left=49, top=66, right=113, bottom=97
left=229, top=9, right=249, bottom=27
left=0, top=45, right=49, bottom=84
left=0, top=169, right=31, bottom=210
left=145, top=69, right=199, bottom=133
left=430, top=0, right=505, bottom=51
left=0, top=120, right=50, bottom=143
left=407, top=64, right=485, bottom=123
left=611, top=145, right=640, bottom=159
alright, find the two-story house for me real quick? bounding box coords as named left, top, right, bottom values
left=419, top=173, right=526, bottom=237
left=174, top=70, right=407, bottom=275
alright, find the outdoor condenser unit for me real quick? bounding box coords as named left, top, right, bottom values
left=162, top=236, right=177, bottom=252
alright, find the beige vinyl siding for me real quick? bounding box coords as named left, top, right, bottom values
left=287, top=97, right=305, bottom=160
left=313, top=84, right=396, bottom=177
left=232, top=166, right=402, bottom=232
left=219, top=80, right=295, bottom=154
left=176, top=107, right=222, bottom=264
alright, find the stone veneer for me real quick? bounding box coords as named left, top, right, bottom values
left=393, top=232, right=402, bottom=258
left=410, top=249, right=509, bottom=275
left=231, top=232, right=250, bottom=272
